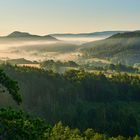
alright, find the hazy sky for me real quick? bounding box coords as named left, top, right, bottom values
left=0, top=0, right=140, bottom=35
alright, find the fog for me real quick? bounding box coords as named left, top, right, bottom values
left=0, top=40, right=58, bottom=50
left=0, top=37, right=105, bottom=62
left=56, top=37, right=104, bottom=44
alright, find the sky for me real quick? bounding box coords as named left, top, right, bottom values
left=0, top=0, right=140, bottom=35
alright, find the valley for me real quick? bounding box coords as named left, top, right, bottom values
left=0, top=30, right=140, bottom=139
left=1, top=0, right=140, bottom=139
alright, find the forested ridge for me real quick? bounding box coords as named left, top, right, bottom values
left=81, top=31, right=140, bottom=66
left=0, top=64, right=140, bottom=139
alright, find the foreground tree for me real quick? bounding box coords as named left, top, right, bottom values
left=0, top=69, right=22, bottom=104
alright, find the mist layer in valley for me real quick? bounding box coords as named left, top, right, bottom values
left=0, top=31, right=107, bottom=62
left=1, top=31, right=139, bottom=67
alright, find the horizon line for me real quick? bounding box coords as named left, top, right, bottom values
left=1, top=29, right=140, bottom=37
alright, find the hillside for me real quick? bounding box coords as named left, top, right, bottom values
left=81, top=31, right=140, bottom=66
left=50, top=31, right=126, bottom=38
left=1, top=65, right=140, bottom=137
left=109, top=31, right=140, bottom=38
left=0, top=31, right=58, bottom=41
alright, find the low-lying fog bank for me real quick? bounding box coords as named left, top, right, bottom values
left=0, top=37, right=104, bottom=61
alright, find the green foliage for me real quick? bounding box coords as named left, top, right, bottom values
left=105, top=64, right=139, bottom=73
left=0, top=109, right=139, bottom=140
left=1, top=65, right=140, bottom=137
left=41, top=60, right=78, bottom=73
left=0, top=64, right=140, bottom=139
left=0, top=108, right=50, bottom=140
left=49, top=122, right=82, bottom=140
left=0, top=69, right=22, bottom=104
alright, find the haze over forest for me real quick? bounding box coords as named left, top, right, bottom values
left=0, top=0, right=140, bottom=139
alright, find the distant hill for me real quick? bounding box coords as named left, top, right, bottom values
left=0, top=31, right=58, bottom=41
left=50, top=31, right=127, bottom=38
left=109, top=31, right=140, bottom=38
left=81, top=31, right=140, bottom=66
left=7, top=31, right=37, bottom=38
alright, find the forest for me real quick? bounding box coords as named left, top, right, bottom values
left=81, top=31, right=140, bottom=66
left=1, top=0, right=140, bottom=139
left=0, top=64, right=140, bottom=139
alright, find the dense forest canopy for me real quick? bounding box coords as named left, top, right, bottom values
left=0, top=64, right=140, bottom=138
left=1, top=107, right=140, bottom=140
